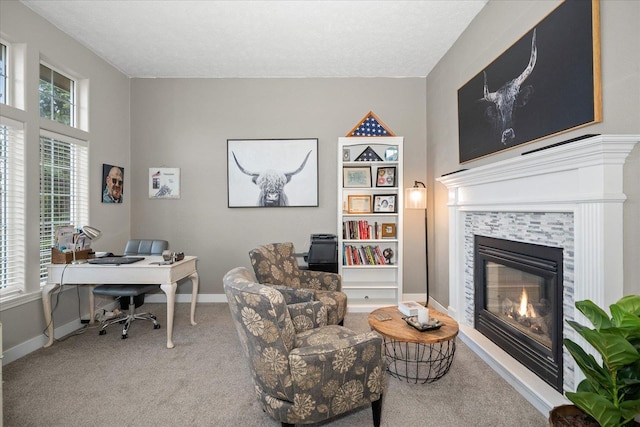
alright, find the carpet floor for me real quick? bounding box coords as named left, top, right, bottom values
left=3, top=303, right=548, bottom=426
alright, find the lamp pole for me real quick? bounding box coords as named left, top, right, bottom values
left=405, top=181, right=429, bottom=308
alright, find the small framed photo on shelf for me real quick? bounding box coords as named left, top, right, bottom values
left=375, top=166, right=396, bottom=187
left=347, top=195, right=372, bottom=214
left=381, top=223, right=397, bottom=238
left=343, top=166, right=371, bottom=188
left=373, top=194, right=397, bottom=213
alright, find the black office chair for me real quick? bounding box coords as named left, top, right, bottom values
left=92, top=239, right=168, bottom=339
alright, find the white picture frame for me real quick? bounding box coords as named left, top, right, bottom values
left=149, top=168, right=180, bottom=199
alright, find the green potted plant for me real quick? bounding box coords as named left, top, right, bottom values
left=552, top=295, right=640, bottom=427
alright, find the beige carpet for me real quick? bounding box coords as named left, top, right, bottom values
left=3, top=303, right=547, bottom=426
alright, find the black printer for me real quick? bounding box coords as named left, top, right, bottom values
left=305, top=234, right=338, bottom=273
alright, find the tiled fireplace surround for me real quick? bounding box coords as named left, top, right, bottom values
left=437, top=134, right=639, bottom=415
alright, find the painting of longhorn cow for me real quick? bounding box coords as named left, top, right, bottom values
left=457, top=0, right=601, bottom=163
left=227, top=138, right=318, bottom=207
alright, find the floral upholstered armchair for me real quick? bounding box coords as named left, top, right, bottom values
left=249, top=242, right=347, bottom=325
left=223, top=267, right=385, bottom=427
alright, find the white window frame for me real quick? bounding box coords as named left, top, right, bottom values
left=39, top=61, right=76, bottom=127
left=0, top=40, right=8, bottom=105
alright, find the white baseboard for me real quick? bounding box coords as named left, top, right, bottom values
left=3, top=318, right=87, bottom=365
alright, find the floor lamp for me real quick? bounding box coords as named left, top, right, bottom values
left=405, top=181, right=429, bottom=307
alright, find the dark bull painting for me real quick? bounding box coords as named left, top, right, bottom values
left=457, top=0, right=601, bottom=163
left=227, top=139, right=318, bottom=207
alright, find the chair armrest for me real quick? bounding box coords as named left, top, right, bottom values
left=298, top=269, right=342, bottom=292
left=289, top=331, right=385, bottom=397
left=270, top=284, right=315, bottom=304
left=287, top=301, right=327, bottom=332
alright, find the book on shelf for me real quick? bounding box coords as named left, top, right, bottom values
left=343, top=220, right=387, bottom=241
left=342, top=244, right=388, bottom=266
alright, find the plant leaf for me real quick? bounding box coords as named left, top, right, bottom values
left=576, top=299, right=612, bottom=330
left=565, top=391, right=623, bottom=427
left=564, top=338, right=612, bottom=392
left=619, top=399, right=640, bottom=425
left=615, top=295, right=640, bottom=316
left=610, top=307, right=640, bottom=340
left=580, top=328, right=640, bottom=371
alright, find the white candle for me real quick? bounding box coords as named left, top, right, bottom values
left=418, top=307, right=429, bottom=324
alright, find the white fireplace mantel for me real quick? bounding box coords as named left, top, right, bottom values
left=436, top=134, right=639, bottom=415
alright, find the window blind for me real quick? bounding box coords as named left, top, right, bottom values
left=0, top=116, right=25, bottom=298
left=39, top=131, right=88, bottom=282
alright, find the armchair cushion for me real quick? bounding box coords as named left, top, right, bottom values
left=250, top=242, right=347, bottom=325
left=287, top=300, right=327, bottom=333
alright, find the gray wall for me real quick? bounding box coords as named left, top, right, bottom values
left=0, top=1, right=131, bottom=350
left=1, top=1, right=428, bottom=355
left=427, top=0, right=640, bottom=307
left=130, top=78, right=428, bottom=297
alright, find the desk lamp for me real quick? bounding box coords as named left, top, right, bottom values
left=405, top=181, right=429, bottom=307
left=72, top=226, right=102, bottom=264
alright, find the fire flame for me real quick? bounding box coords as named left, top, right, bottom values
left=518, top=288, right=536, bottom=318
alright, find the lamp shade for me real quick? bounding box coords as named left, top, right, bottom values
left=82, top=226, right=102, bottom=241
left=405, top=186, right=426, bottom=210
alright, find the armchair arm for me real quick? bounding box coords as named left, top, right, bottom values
left=289, top=331, right=385, bottom=404
left=287, top=301, right=327, bottom=333
left=298, top=269, right=342, bottom=292
left=270, top=284, right=315, bottom=304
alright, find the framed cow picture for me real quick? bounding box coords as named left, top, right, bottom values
left=227, top=138, right=318, bottom=207
left=457, top=0, right=601, bottom=163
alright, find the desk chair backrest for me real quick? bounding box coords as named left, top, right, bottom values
left=124, top=239, right=168, bottom=256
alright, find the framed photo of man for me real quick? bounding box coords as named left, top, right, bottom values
left=102, top=163, right=124, bottom=203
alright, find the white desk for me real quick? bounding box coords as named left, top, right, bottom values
left=43, top=255, right=198, bottom=349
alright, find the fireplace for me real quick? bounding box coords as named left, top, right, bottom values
left=437, top=135, right=639, bottom=414
left=474, top=235, right=563, bottom=391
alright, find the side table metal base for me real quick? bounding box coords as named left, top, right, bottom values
left=383, top=337, right=456, bottom=384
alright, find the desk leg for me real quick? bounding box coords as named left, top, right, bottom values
left=42, top=283, right=60, bottom=348
left=189, top=272, right=199, bottom=326
left=88, top=285, right=96, bottom=325
left=160, top=282, right=178, bottom=349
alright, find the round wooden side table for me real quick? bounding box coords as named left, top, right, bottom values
left=368, top=305, right=459, bottom=384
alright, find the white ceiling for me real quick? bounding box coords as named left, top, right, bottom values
left=21, top=0, right=488, bottom=78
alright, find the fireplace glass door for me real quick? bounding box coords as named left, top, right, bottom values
left=474, top=235, right=563, bottom=391
left=485, top=262, right=552, bottom=348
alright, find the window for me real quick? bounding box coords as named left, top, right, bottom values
left=37, top=61, right=87, bottom=286
left=0, top=42, right=7, bottom=104
left=39, top=63, right=75, bottom=126
left=0, top=117, right=25, bottom=297
left=39, top=132, right=88, bottom=281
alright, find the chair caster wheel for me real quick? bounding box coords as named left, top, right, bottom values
left=151, top=315, right=157, bottom=320
left=121, top=334, right=128, bottom=339
left=99, top=330, right=106, bottom=335
left=154, top=324, right=161, bottom=329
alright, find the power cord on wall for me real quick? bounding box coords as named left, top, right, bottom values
left=42, top=263, right=96, bottom=342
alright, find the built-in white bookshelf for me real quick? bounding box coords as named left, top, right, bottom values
left=338, top=137, right=403, bottom=312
